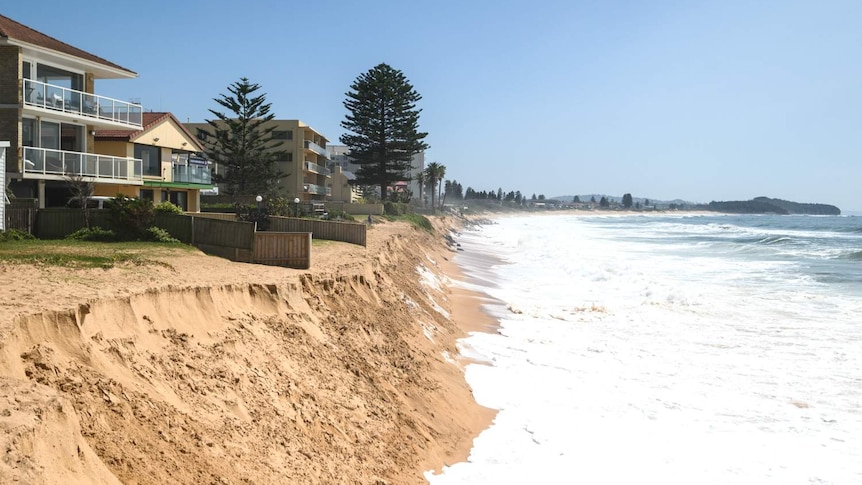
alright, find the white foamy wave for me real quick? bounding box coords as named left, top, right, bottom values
left=430, top=214, right=862, bottom=485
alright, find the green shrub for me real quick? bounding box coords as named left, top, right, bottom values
left=235, top=203, right=270, bottom=231
left=66, top=226, right=118, bottom=242
left=384, top=201, right=413, bottom=216
left=108, top=195, right=154, bottom=239
left=154, top=201, right=183, bottom=214
left=0, top=229, right=36, bottom=242
left=327, top=208, right=356, bottom=222
left=402, top=213, right=434, bottom=233
left=144, top=226, right=180, bottom=243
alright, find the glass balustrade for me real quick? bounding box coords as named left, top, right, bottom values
left=23, top=79, right=143, bottom=128
left=171, top=164, right=212, bottom=185
left=304, top=160, right=332, bottom=176
left=22, top=146, right=143, bottom=183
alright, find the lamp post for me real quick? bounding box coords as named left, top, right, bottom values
left=255, top=195, right=263, bottom=225
left=294, top=197, right=300, bottom=218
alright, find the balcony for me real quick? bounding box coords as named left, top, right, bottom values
left=23, top=146, right=143, bottom=184
left=23, top=79, right=143, bottom=129
left=303, top=160, right=331, bottom=176
left=303, top=140, right=330, bottom=159
left=303, top=183, right=331, bottom=196
left=172, top=164, right=212, bottom=185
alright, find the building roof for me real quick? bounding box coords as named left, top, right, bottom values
left=95, top=112, right=203, bottom=151
left=0, top=14, right=136, bottom=76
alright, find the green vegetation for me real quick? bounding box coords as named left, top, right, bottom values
left=196, top=77, right=287, bottom=196
left=0, top=239, right=187, bottom=269
left=66, top=226, right=117, bottom=242
left=154, top=201, right=184, bottom=214
left=384, top=201, right=412, bottom=216
left=707, top=197, right=841, bottom=215
left=0, top=229, right=36, bottom=242
left=340, top=63, right=429, bottom=201
left=382, top=213, right=434, bottom=233
left=424, top=162, right=446, bottom=212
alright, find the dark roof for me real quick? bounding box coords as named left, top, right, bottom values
left=0, top=14, right=136, bottom=76
left=95, top=112, right=202, bottom=151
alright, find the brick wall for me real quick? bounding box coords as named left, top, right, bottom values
left=0, top=46, right=21, bottom=172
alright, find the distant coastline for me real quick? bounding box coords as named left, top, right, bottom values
left=705, top=197, right=841, bottom=215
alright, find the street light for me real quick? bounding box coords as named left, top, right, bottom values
left=255, top=195, right=263, bottom=228
left=294, top=197, right=300, bottom=217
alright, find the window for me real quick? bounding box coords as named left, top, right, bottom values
left=140, top=189, right=154, bottom=201
left=61, top=124, right=83, bottom=152
left=40, top=121, right=60, bottom=150
left=272, top=130, right=293, bottom=140
left=196, top=130, right=209, bottom=141
left=36, top=64, right=83, bottom=91
left=281, top=152, right=293, bottom=162
left=22, top=61, right=31, bottom=79
left=22, top=118, right=35, bottom=147
left=134, top=144, right=162, bottom=177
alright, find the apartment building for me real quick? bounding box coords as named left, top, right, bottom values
left=326, top=144, right=425, bottom=201
left=0, top=14, right=147, bottom=208
left=186, top=119, right=331, bottom=202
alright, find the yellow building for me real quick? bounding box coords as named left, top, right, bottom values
left=185, top=119, right=331, bottom=202
left=95, top=112, right=211, bottom=211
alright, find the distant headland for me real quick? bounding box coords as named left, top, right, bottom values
left=706, top=197, right=841, bottom=215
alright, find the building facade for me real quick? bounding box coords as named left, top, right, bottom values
left=186, top=119, right=331, bottom=202
left=326, top=144, right=425, bottom=201
left=95, top=112, right=212, bottom=211
left=1, top=14, right=147, bottom=208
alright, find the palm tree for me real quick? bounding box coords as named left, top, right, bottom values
left=415, top=170, right=426, bottom=206
left=424, top=162, right=445, bottom=213
left=436, top=165, right=446, bottom=210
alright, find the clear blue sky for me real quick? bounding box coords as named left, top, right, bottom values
left=7, top=1, right=862, bottom=210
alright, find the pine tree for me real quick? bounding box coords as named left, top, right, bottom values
left=340, top=63, right=429, bottom=201
left=622, top=193, right=633, bottom=208
left=197, top=78, right=286, bottom=197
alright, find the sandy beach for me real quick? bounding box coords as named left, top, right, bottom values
left=0, top=216, right=495, bottom=484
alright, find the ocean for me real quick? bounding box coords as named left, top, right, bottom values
left=427, top=213, right=862, bottom=485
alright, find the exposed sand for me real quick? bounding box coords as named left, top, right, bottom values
left=0, top=216, right=496, bottom=484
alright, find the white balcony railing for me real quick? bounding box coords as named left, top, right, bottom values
left=22, top=79, right=143, bottom=128
left=303, top=183, right=331, bottom=196
left=303, top=140, right=330, bottom=159
left=303, top=160, right=331, bottom=176
left=23, top=147, right=143, bottom=184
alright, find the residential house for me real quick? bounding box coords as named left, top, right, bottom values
left=185, top=119, right=331, bottom=202
left=94, top=112, right=211, bottom=211
left=0, top=14, right=146, bottom=208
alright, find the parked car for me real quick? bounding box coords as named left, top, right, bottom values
left=66, top=196, right=113, bottom=209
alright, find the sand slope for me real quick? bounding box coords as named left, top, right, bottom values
left=0, top=219, right=492, bottom=484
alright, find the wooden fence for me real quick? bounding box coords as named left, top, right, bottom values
left=325, top=202, right=384, bottom=215
left=34, top=209, right=111, bottom=239
left=269, top=216, right=366, bottom=247
left=4, top=208, right=37, bottom=233
left=193, top=213, right=366, bottom=247
left=25, top=209, right=310, bottom=269
left=188, top=212, right=237, bottom=221
left=252, top=232, right=311, bottom=269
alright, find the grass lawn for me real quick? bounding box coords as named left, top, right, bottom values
left=0, top=240, right=194, bottom=269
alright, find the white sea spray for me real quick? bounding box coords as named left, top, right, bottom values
left=429, top=213, right=862, bottom=485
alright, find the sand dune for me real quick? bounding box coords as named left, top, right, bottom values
left=0, top=218, right=493, bottom=484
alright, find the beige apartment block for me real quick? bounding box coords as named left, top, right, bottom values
left=185, top=119, right=331, bottom=202
left=1, top=14, right=148, bottom=208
